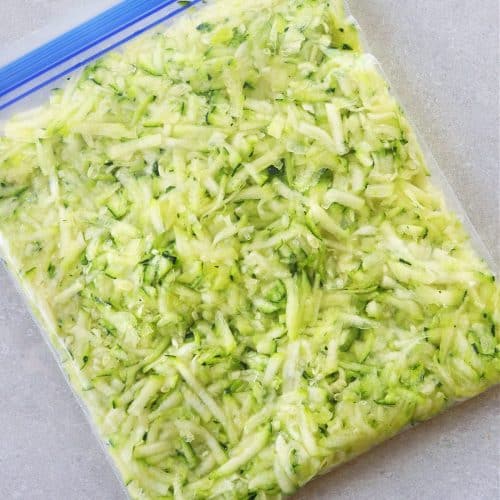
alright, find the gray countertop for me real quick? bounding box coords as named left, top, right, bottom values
left=0, top=1, right=498, bottom=499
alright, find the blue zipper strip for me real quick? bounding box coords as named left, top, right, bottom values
left=0, top=0, right=201, bottom=111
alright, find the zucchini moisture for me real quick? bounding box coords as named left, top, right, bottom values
left=0, top=0, right=498, bottom=498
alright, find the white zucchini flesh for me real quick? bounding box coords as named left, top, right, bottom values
left=0, top=0, right=498, bottom=498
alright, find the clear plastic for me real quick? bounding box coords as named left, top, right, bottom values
left=343, top=4, right=498, bottom=276
left=0, top=0, right=202, bottom=117
left=0, top=1, right=497, bottom=498
left=1, top=0, right=495, bottom=272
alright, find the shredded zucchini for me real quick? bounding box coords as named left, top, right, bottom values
left=0, top=0, right=498, bottom=498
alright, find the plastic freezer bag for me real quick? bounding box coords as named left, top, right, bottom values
left=0, top=0, right=498, bottom=498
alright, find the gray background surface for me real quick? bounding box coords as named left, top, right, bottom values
left=0, top=1, right=499, bottom=499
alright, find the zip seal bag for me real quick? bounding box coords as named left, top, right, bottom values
left=0, top=1, right=497, bottom=498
